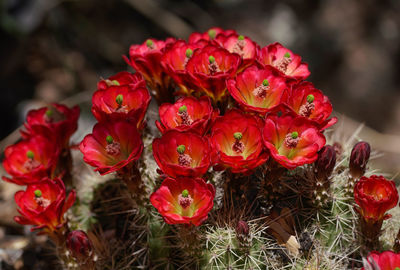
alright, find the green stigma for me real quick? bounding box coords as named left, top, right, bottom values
left=34, top=190, right=42, bottom=198
left=394, top=268, right=400, bottom=270
left=45, top=109, right=53, bottom=118
left=238, top=35, right=245, bottom=41
left=116, top=94, right=123, bottom=106
left=208, top=29, right=216, bottom=39
left=291, top=131, right=299, bottom=139
left=178, top=105, right=187, bottom=113
left=181, top=189, right=189, bottom=198
left=306, top=94, right=315, bottom=103
left=177, top=145, right=186, bottom=154
left=111, top=80, right=120, bottom=86
left=146, top=39, right=154, bottom=48
left=209, top=55, right=215, bottom=63
left=262, top=79, right=269, bottom=86
left=26, top=150, right=35, bottom=159
left=284, top=52, right=291, bottom=58
left=185, top=48, right=193, bottom=58
left=106, top=135, right=114, bottom=144
left=234, top=132, right=243, bottom=140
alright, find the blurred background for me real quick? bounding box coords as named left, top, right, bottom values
left=0, top=0, right=400, bottom=268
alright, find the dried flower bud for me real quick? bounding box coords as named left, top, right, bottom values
left=236, top=220, right=249, bottom=237
left=315, top=145, right=336, bottom=181
left=349, top=141, right=371, bottom=179
left=66, top=230, right=93, bottom=262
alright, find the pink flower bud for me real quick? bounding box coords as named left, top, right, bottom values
left=236, top=220, right=250, bottom=237
left=315, top=145, right=336, bottom=181
left=349, top=141, right=371, bottom=179
left=66, top=230, right=93, bottom=262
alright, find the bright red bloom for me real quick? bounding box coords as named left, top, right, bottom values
left=186, top=45, right=241, bottom=102
left=91, top=84, right=151, bottom=129
left=97, top=71, right=146, bottom=91
left=362, top=251, right=400, bottom=270
left=152, top=130, right=211, bottom=178
left=156, top=96, right=218, bottom=135
left=354, top=175, right=398, bottom=222
left=258, top=43, right=310, bottom=81
left=124, top=38, right=176, bottom=103
left=286, top=82, right=337, bottom=130
left=150, top=177, right=215, bottom=226
left=227, top=66, right=289, bottom=115
left=210, top=110, right=268, bottom=174
left=14, top=178, right=76, bottom=232
left=188, top=27, right=237, bottom=44
left=214, top=33, right=258, bottom=69
left=262, top=112, right=326, bottom=169
left=161, top=40, right=205, bottom=96
left=22, top=104, right=80, bottom=148
left=3, top=135, right=60, bottom=185
left=79, top=121, right=143, bottom=175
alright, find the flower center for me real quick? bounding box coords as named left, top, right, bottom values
left=105, top=135, right=121, bottom=156
left=208, top=29, right=216, bottom=40
left=177, top=145, right=192, bottom=167
left=105, top=79, right=120, bottom=87
left=177, top=105, right=193, bottom=126
left=178, top=189, right=193, bottom=209
left=232, top=35, right=246, bottom=56
left=232, top=132, right=245, bottom=154
left=284, top=131, right=300, bottom=148
left=252, top=79, right=270, bottom=98
left=208, top=55, right=221, bottom=75
left=299, top=95, right=315, bottom=117
left=184, top=48, right=193, bottom=68
left=146, top=39, right=154, bottom=49
left=275, top=52, right=292, bottom=73
left=43, top=107, right=65, bottom=123
left=115, top=94, right=128, bottom=113
left=34, top=189, right=51, bottom=208
left=23, top=150, right=40, bottom=171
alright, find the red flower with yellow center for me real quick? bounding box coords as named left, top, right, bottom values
left=362, top=251, right=400, bottom=270
left=227, top=66, right=289, bottom=116
left=124, top=38, right=176, bottom=103
left=14, top=178, right=76, bottom=232
left=79, top=120, right=143, bottom=175
left=91, top=84, right=150, bottom=129
left=97, top=71, right=146, bottom=91
left=258, top=42, right=310, bottom=81
left=156, top=96, right=218, bottom=135
left=21, top=103, right=80, bottom=149
left=188, top=27, right=237, bottom=44
left=210, top=110, right=268, bottom=174
left=354, top=175, right=398, bottom=222
left=286, top=82, right=337, bottom=130
left=150, top=177, right=215, bottom=226
left=152, top=130, right=211, bottom=178
left=186, top=45, right=241, bottom=102
left=3, top=135, right=60, bottom=185
left=262, top=112, right=326, bottom=169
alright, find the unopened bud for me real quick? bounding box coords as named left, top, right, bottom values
left=66, top=230, right=93, bottom=262
left=349, top=141, right=370, bottom=179
left=315, top=145, right=336, bottom=181
left=236, top=220, right=249, bottom=237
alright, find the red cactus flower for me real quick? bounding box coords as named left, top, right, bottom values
left=258, top=43, right=310, bottom=81
left=354, top=175, right=398, bottom=222
left=22, top=104, right=80, bottom=149
left=286, top=82, right=337, bottom=130
left=362, top=251, right=400, bottom=270
left=97, top=71, right=146, bottom=91
left=227, top=66, right=289, bottom=115
left=188, top=27, right=237, bottom=44
left=14, top=178, right=76, bottom=232
left=91, top=84, right=151, bottom=129
left=152, top=130, right=211, bottom=178
left=3, top=135, right=60, bottom=185
left=210, top=110, right=268, bottom=174
left=156, top=96, right=218, bottom=135
left=150, top=177, right=215, bottom=226
left=79, top=120, right=143, bottom=175
left=124, top=38, right=176, bottom=103
left=262, top=112, right=326, bottom=169
left=161, top=40, right=205, bottom=96
left=186, top=45, right=241, bottom=102
left=214, top=33, right=258, bottom=69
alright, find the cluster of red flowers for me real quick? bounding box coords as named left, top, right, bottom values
left=2, top=104, right=79, bottom=233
